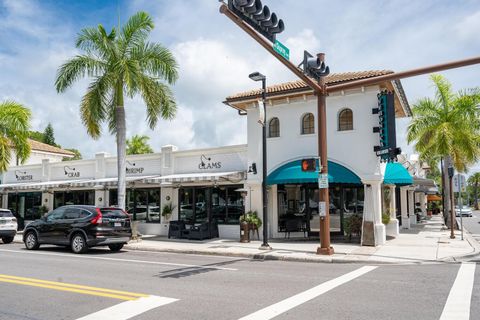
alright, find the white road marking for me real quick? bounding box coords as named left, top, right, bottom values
left=0, top=249, right=237, bottom=271
left=238, top=266, right=377, bottom=320
left=76, top=295, right=178, bottom=320
left=440, top=262, right=476, bottom=320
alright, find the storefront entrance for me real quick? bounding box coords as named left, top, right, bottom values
left=7, top=192, right=42, bottom=229
left=54, top=190, right=94, bottom=208
left=109, top=188, right=161, bottom=223
left=277, top=184, right=364, bottom=236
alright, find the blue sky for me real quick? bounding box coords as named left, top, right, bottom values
left=1, top=0, right=480, bottom=171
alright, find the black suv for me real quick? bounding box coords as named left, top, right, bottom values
left=23, top=205, right=131, bottom=254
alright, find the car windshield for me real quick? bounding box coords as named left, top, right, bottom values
left=0, top=210, right=13, bottom=217
left=100, top=208, right=128, bottom=219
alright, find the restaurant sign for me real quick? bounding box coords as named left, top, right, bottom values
left=198, top=155, right=222, bottom=170
left=126, top=161, right=145, bottom=174
left=15, top=170, right=33, bottom=181
left=64, top=166, right=80, bottom=178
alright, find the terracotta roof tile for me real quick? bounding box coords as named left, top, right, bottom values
left=225, top=70, right=394, bottom=101
left=28, top=139, right=75, bottom=156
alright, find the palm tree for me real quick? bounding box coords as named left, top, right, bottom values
left=407, top=74, right=480, bottom=224
left=0, top=100, right=31, bottom=172
left=468, top=172, right=480, bottom=210
left=55, top=12, right=178, bottom=213
left=127, top=134, right=154, bottom=155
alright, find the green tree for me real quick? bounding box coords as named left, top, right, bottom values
left=29, top=130, right=44, bottom=142
left=0, top=100, right=32, bottom=172
left=43, top=123, right=56, bottom=146
left=62, top=148, right=83, bottom=161
left=468, top=173, right=480, bottom=210
left=127, top=134, right=154, bottom=155
left=55, top=12, right=178, bottom=217
left=407, top=74, right=480, bottom=223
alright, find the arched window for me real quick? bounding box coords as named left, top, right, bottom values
left=338, top=108, right=353, bottom=131
left=268, top=117, right=280, bottom=138
left=301, top=113, right=315, bottom=134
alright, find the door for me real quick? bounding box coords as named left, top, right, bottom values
left=58, top=207, right=83, bottom=244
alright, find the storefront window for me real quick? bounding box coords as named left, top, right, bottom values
left=8, top=192, right=42, bottom=229
left=179, top=185, right=243, bottom=225
left=54, top=190, right=94, bottom=208
left=110, top=188, right=161, bottom=223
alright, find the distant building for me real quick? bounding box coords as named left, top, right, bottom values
left=12, top=139, right=75, bottom=165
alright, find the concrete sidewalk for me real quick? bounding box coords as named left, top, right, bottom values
left=12, top=215, right=479, bottom=264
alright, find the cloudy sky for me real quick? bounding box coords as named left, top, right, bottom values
left=1, top=0, right=479, bottom=170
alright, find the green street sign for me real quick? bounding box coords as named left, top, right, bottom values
left=273, top=40, right=290, bottom=60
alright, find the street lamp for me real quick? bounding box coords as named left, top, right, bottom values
left=249, top=71, right=271, bottom=250
left=447, top=164, right=455, bottom=239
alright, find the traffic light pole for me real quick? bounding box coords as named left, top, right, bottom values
left=316, top=53, right=334, bottom=255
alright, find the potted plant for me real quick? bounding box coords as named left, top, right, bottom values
left=39, top=205, right=50, bottom=216
left=161, top=202, right=176, bottom=221
left=343, top=214, right=362, bottom=242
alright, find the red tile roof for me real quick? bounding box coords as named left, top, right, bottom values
left=28, top=139, right=75, bottom=156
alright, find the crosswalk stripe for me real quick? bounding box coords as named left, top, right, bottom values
left=440, top=262, right=476, bottom=320
left=76, top=295, right=178, bottom=320
left=238, top=266, right=377, bottom=320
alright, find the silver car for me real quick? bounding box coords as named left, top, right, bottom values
left=455, top=206, right=473, bottom=217
left=0, top=209, right=17, bottom=244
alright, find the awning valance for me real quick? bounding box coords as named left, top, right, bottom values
left=0, top=179, right=91, bottom=191
left=383, top=162, right=413, bottom=186
left=427, top=194, right=442, bottom=201
left=70, top=175, right=158, bottom=188
left=267, top=160, right=362, bottom=186
left=144, top=171, right=245, bottom=184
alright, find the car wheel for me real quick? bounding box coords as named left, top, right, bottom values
left=2, top=236, right=14, bottom=244
left=108, top=244, right=124, bottom=252
left=24, top=232, right=40, bottom=250
left=71, top=234, right=88, bottom=254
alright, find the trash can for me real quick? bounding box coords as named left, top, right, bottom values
left=240, top=220, right=250, bottom=243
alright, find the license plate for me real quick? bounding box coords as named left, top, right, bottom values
left=114, top=222, right=121, bottom=227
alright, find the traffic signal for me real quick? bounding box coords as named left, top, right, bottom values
left=228, top=0, right=285, bottom=43
left=301, top=158, right=316, bottom=172
left=300, top=50, right=330, bottom=80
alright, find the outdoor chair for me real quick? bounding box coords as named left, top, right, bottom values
left=209, top=220, right=219, bottom=238
left=284, top=218, right=307, bottom=239
left=188, top=222, right=211, bottom=240
left=168, top=220, right=186, bottom=239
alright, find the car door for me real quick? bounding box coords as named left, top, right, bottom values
left=58, top=207, right=82, bottom=245
left=39, top=207, right=66, bottom=243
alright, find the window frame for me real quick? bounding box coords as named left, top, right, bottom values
left=301, top=113, right=315, bottom=135
left=338, top=108, right=354, bottom=131
left=268, top=117, right=280, bottom=138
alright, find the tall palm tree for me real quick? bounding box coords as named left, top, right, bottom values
left=55, top=12, right=178, bottom=213
left=0, top=100, right=31, bottom=172
left=127, top=134, right=153, bottom=155
left=468, top=172, right=480, bottom=210
left=407, top=74, right=480, bottom=224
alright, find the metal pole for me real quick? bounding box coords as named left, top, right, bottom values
left=316, top=53, right=334, bottom=255
left=458, top=175, right=464, bottom=241
left=449, top=175, right=456, bottom=239
left=260, top=77, right=271, bottom=250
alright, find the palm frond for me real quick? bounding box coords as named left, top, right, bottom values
left=55, top=55, right=106, bottom=92
left=79, top=75, right=111, bottom=139
left=119, top=11, right=154, bottom=55
left=132, top=42, right=179, bottom=84
left=137, top=75, right=176, bottom=129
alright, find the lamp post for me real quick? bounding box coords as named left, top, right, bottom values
left=447, top=164, right=455, bottom=239
left=249, top=71, right=271, bottom=250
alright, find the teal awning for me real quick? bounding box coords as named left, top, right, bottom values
left=267, top=160, right=361, bottom=185
left=383, top=162, right=413, bottom=186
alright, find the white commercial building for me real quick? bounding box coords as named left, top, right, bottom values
left=1, top=71, right=429, bottom=245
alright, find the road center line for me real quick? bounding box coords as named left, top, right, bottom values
left=439, top=262, right=476, bottom=320
left=76, top=295, right=178, bottom=320
left=0, top=248, right=237, bottom=271
left=238, top=266, right=377, bottom=320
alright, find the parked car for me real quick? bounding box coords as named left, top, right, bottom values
left=23, top=205, right=131, bottom=254
left=0, top=209, right=17, bottom=244
left=455, top=206, right=473, bottom=217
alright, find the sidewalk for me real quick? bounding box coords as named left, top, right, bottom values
left=13, top=215, right=479, bottom=264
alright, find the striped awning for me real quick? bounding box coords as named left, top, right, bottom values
left=0, top=179, right=91, bottom=191
left=144, top=171, right=245, bottom=184
left=69, top=175, right=159, bottom=188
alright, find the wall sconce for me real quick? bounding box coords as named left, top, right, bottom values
left=166, top=196, right=171, bottom=201
left=248, top=163, right=257, bottom=174
left=98, top=197, right=103, bottom=202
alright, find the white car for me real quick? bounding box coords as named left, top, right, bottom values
left=0, top=209, right=17, bottom=244
left=455, top=206, right=473, bottom=217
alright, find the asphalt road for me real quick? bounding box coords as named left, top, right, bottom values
left=461, top=209, right=480, bottom=243
left=0, top=242, right=478, bottom=320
